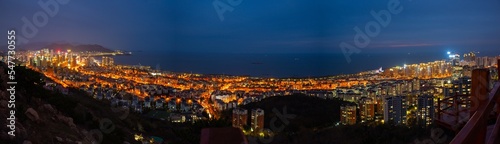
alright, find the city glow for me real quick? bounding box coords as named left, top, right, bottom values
left=16, top=48, right=500, bottom=143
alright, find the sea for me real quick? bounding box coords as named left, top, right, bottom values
left=110, top=50, right=460, bottom=78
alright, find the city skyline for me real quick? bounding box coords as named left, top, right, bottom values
left=6, top=47, right=497, bottom=143
left=2, top=1, right=500, bottom=144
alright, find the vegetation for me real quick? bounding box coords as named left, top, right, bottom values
left=221, top=94, right=354, bottom=132
left=172, top=118, right=232, bottom=144
left=15, top=66, right=126, bottom=142
left=220, top=94, right=453, bottom=144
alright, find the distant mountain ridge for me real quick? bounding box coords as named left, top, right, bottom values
left=12, top=42, right=114, bottom=52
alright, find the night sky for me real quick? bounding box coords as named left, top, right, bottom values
left=1, top=0, right=500, bottom=54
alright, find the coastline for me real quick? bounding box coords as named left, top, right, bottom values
left=110, top=52, right=449, bottom=78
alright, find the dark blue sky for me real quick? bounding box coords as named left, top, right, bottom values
left=1, top=0, right=500, bottom=54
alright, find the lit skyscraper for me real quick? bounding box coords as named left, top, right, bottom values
left=449, top=53, right=462, bottom=80
left=102, top=56, right=114, bottom=67
left=417, top=95, right=434, bottom=126
left=340, top=104, right=357, bottom=125
left=232, top=108, right=248, bottom=129
left=384, top=96, right=407, bottom=125
left=359, top=97, right=375, bottom=123
left=251, top=109, right=264, bottom=133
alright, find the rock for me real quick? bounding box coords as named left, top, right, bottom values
left=57, top=115, right=77, bottom=128
left=25, top=108, right=40, bottom=121
left=0, top=131, right=11, bottom=141
left=66, top=138, right=73, bottom=143
left=33, top=98, right=42, bottom=106
left=0, top=100, right=7, bottom=109
left=0, top=100, right=8, bottom=115
left=57, top=115, right=66, bottom=121
left=39, top=104, right=56, bottom=114
left=15, top=123, right=28, bottom=139
left=0, top=91, right=6, bottom=100
left=81, top=130, right=88, bottom=135
left=22, top=140, right=32, bottom=144
left=71, top=127, right=80, bottom=134
left=55, top=136, right=63, bottom=142
left=67, top=118, right=76, bottom=127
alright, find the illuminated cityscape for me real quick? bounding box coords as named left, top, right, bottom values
left=6, top=49, right=498, bottom=125
left=1, top=44, right=499, bottom=143
left=2, top=1, right=500, bottom=144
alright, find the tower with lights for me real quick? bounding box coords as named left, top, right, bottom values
left=448, top=51, right=462, bottom=80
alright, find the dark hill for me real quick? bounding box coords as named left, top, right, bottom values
left=45, top=43, right=113, bottom=52
left=11, top=42, right=113, bottom=52
left=221, top=94, right=452, bottom=144
left=222, top=94, right=353, bottom=131
left=0, top=63, right=177, bottom=143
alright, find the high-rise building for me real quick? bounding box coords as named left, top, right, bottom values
left=484, top=57, right=492, bottom=68
left=40, top=56, right=48, bottom=67
left=417, top=95, right=434, bottom=126
left=475, top=56, right=494, bottom=68
left=463, top=52, right=476, bottom=62
left=450, top=54, right=460, bottom=66
left=444, top=76, right=471, bottom=97
left=102, top=56, right=108, bottom=66
left=232, top=108, right=248, bottom=129
left=374, top=95, right=384, bottom=115
left=71, top=56, right=77, bottom=68
left=359, top=97, right=375, bottom=123
left=109, top=57, right=114, bottom=66
left=102, top=56, right=114, bottom=67
left=384, top=96, right=407, bottom=125
left=448, top=53, right=462, bottom=80
left=251, top=109, right=264, bottom=133
left=395, top=81, right=403, bottom=95
left=52, top=55, right=58, bottom=66
left=340, top=104, right=357, bottom=125
left=412, top=79, right=421, bottom=92
left=28, top=57, right=35, bottom=67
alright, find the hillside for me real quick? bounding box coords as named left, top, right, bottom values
left=0, top=63, right=93, bottom=143
left=0, top=63, right=168, bottom=143
left=221, top=94, right=451, bottom=144
left=228, top=94, right=352, bottom=130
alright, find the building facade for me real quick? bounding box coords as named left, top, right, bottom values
left=340, top=104, right=357, bottom=125
left=232, top=108, right=248, bottom=129
left=417, top=95, right=434, bottom=126
left=251, top=109, right=264, bottom=133
left=384, top=96, right=407, bottom=125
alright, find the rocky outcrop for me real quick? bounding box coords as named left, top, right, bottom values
left=55, top=136, right=63, bottom=142
left=57, top=115, right=77, bottom=128
left=25, top=108, right=40, bottom=122
left=0, top=63, right=139, bottom=143
left=0, top=100, right=7, bottom=109
left=38, top=104, right=56, bottom=114
left=15, top=122, right=28, bottom=140
left=0, top=92, right=6, bottom=101
left=0, top=63, right=93, bottom=143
